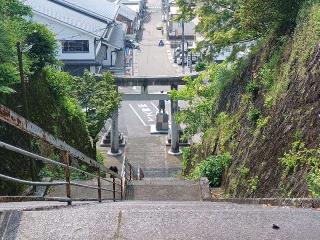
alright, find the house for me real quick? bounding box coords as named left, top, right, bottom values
left=117, top=0, right=146, bottom=18
left=117, top=3, right=140, bottom=37
left=167, top=4, right=195, bottom=42
left=23, top=0, right=125, bottom=75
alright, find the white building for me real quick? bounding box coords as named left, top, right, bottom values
left=117, top=0, right=145, bottom=17
left=23, top=0, right=126, bottom=75
left=117, top=3, right=141, bottom=37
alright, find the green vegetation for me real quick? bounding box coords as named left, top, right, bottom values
left=174, top=0, right=320, bottom=198
left=176, top=0, right=306, bottom=59
left=73, top=71, right=121, bottom=146
left=0, top=0, right=120, bottom=194
left=237, top=166, right=250, bottom=178
left=189, top=153, right=232, bottom=187
left=246, top=106, right=261, bottom=124
left=39, top=150, right=106, bottom=181
left=280, top=140, right=320, bottom=197
left=195, top=62, right=206, bottom=72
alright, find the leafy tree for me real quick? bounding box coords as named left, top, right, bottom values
left=73, top=71, right=121, bottom=147
left=0, top=0, right=30, bottom=95
left=176, top=0, right=306, bottom=58
left=26, top=23, right=58, bottom=72
left=73, top=71, right=97, bottom=116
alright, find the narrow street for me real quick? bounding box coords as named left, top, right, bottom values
left=101, top=0, right=182, bottom=177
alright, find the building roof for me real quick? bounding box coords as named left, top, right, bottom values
left=118, top=4, right=137, bottom=21
left=50, top=0, right=120, bottom=22
left=105, top=24, right=125, bottom=49
left=24, top=0, right=109, bottom=38
left=123, top=4, right=140, bottom=13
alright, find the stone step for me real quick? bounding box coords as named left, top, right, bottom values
left=142, top=167, right=182, bottom=178
left=126, top=179, right=204, bottom=201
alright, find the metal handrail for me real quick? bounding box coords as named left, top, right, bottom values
left=0, top=104, right=125, bottom=204
left=0, top=104, right=136, bottom=204
left=0, top=144, right=122, bottom=203
left=0, top=174, right=118, bottom=193
left=0, top=104, right=120, bottom=178
left=0, top=174, right=67, bottom=186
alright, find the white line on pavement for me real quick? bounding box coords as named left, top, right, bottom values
left=129, top=104, right=147, bottom=127
left=151, top=102, right=159, bottom=112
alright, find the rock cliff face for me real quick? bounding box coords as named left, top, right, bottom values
left=215, top=3, right=320, bottom=198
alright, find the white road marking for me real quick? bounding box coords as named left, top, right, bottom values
left=151, top=102, right=160, bottom=112
left=129, top=104, right=147, bottom=126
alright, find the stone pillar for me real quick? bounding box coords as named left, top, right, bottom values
left=169, top=84, right=181, bottom=155
left=108, top=87, right=122, bottom=156
left=141, top=84, right=148, bottom=95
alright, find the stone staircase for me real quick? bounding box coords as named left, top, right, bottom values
left=142, top=167, right=182, bottom=178
left=126, top=178, right=211, bottom=201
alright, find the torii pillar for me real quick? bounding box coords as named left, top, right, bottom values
left=168, top=83, right=181, bottom=156
left=108, top=87, right=122, bottom=156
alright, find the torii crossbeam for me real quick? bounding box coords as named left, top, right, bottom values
left=107, top=74, right=199, bottom=156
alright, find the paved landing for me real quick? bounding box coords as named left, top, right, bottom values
left=9, top=201, right=320, bottom=240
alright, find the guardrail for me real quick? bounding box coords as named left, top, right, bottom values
left=0, top=104, right=136, bottom=204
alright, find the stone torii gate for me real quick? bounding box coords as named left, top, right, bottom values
left=108, top=74, right=199, bottom=156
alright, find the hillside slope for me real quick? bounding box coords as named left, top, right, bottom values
left=184, top=2, right=320, bottom=198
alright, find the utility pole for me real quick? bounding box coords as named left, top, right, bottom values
left=190, top=48, right=193, bottom=73
left=131, top=48, right=134, bottom=76
left=181, top=21, right=185, bottom=74
left=17, top=42, right=37, bottom=188
left=123, top=37, right=126, bottom=76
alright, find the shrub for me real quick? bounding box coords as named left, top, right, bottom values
left=191, top=153, right=232, bottom=187
left=246, top=81, right=259, bottom=98
left=182, top=147, right=191, bottom=172
left=238, top=166, right=250, bottom=177
left=280, top=140, right=320, bottom=197
left=195, top=62, right=206, bottom=72
left=248, top=176, right=259, bottom=194
left=247, top=106, right=261, bottom=124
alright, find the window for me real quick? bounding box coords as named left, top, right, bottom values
left=61, top=40, right=89, bottom=53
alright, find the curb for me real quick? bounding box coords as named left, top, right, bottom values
left=211, top=198, right=320, bottom=208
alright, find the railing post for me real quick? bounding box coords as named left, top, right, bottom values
left=96, top=168, right=102, bottom=203
left=120, top=178, right=123, bottom=201
left=129, top=165, right=132, bottom=181
left=63, top=151, right=71, bottom=205
left=112, top=177, right=116, bottom=202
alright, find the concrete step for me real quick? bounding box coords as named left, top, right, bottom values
left=142, top=167, right=182, bottom=178
left=46, top=179, right=121, bottom=201
left=126, top=178, right=206, bottom=201
left=12, top=201, right=320, bottom=240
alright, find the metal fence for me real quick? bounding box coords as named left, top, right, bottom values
left=0, top=104, right=136, bottom=204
